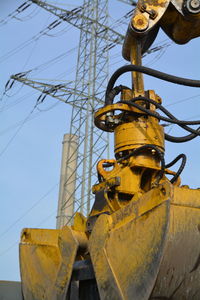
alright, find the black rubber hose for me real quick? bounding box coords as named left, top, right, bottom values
left=105, top=65, right=200, bottom=105
left=165, top=154, right=187, bottom=183
left=165, top=131, right=199, bottom=143
left=120, top=100, right=200, bottom=136
left=130, top=96, right=200, bottom=143
left=117, top=144, right=165, bottom=183
left=106, top=85, right=129, bottom=105
left=131, top=96, right=200, bottom=126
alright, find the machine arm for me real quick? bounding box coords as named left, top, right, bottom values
left=123, top=0, right=200, bottom=60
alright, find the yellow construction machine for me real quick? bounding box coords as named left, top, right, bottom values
left=19, top=0, right=200, bottom=299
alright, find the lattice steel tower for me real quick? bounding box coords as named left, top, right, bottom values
left=57, top=0, right=110, bottom=226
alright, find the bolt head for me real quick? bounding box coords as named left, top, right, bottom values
left=184, top=0, right=200, bottom=14
left=190, top=0, right=200, bottom=8
left=132, top=14, right=149, bottom=32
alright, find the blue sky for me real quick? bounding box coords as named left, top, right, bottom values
left=1, top=0, right=200, bottom=281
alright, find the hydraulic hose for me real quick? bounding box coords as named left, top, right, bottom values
left=106, top=85, right=129, bottom=105
left=120, top=100, right=200, bottom=136
left=130, top=96, right=200, bottom=143
left=165, top=154, right=187, bottom=183
left=165, top=131, right=199, bottom=143
left=131, top=96, right=200, bottom=126
left=105, top=64, right=200, bottom=105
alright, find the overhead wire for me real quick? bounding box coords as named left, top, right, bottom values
left=0, top=90, right=37, bottom=113
left=0, top=18, right=72, bottom=64
left=1, top=50, right=74, bottom=150
left=144, top=42, right=172, bottom=66
left=0, top=241, right=19, bottom=257
left=0, top=0, right=87, bottom=28
left=0, top=1, right=32, bottom=27
left=0, top=104, right=38, bottom=157
left=0, top=111, right=41, bottom=136
left=0, top=183, right=59, bottom=240
left=12, top=5, right=41, bottom=23
left=1, top=45, right=78, bottom=114
left=0, top=97, right=63, bottom=136
left=32, top=46, right=78, bottom=74
left=0, top=191, right=87, bottom=257
left=0, top=0, right=95, bottom=67
left=166, top=93, right=200, bottom=107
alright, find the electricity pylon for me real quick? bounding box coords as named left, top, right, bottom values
left=15, top=0, right=111, bottom=226
left=9, top=0, right=169, bottom=227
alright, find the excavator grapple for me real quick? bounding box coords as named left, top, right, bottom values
left=19, top=1, right=200, bottom=299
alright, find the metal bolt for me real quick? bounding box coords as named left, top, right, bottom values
left=149, top=9, right=158, bottom=20
left=184, top=0, right=200, bottom=14
left=140, top=4, right=147, bottom=12
left=132, top=14, right=149, bottom=32
left=119, top=152, right=123, bottom=157
left=190, top=0, right=200, bottom=8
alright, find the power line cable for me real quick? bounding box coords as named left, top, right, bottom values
left=0, top=18, right=70, bottom=64
left=0, top=1, right=32, bottom=27
left=0, top=91, right=37, bottom=113
left=0, top=241, right=19, bottom=257
left=0, top=192, right=85, bottom=256
left=0, top=183, right=59, bottom=240
left=0, top=104, right=37, bottom=157
left=166, top=93, right=200, bottom=107
left=0, top=98, right=62, bottom=137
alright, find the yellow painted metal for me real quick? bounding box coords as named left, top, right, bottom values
left=94, top=102, right=146, bottom=132
left=93, top=84, right=166, bottom=213
left=151, top=186, right=200, bottom=299
left=114, top=118, right=164, bottom=154
left=135, top=0, right=170, bottom=25
left=130, top=40, right=144, bottom=94
left=20, top=226, right=88, bottom=300
left=160, top=2, right=200, bottom=44
left=72, top=212, right=87, bottom=232
left=89, top=181, right=171, bottom=300
left=95, top=158, right=159, bottom=195
left=123, top=0, right=171, bottom=60
left=89, top=182, right=200, bottom=299
left=92, top=176, right=121, bottom=194
left=123, top=0, right=200, bottom=61
left=20, top=228, right=61, bottom=300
